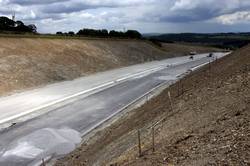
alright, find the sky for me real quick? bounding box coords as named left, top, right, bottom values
left=1, top=0, right=250, bottom=34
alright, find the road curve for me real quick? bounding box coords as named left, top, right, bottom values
left=0, top=52, right=229, bottom=166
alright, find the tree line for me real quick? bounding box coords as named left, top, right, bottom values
left=0, top=15, right=142, bottom=39
left=0, top=16, right=37, bottom=33
left=150, top=33, right=250, bottom=49
left=56, top=28, right=142, bottom=39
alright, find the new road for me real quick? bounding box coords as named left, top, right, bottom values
left=0, top=52, right=229, bottom=165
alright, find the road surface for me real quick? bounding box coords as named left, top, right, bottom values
left=0, top=53, right=229, bottom=166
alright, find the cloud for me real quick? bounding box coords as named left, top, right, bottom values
left=164, top=0, right=250, bottom=22
left=6, top=0, right=68, bottom=5
left=0, top=0, right=250, bottom=33
left=40, top=0, right=155, bottom=14
left=216, top=11, right=250, bottom=25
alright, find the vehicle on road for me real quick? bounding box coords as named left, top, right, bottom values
left=208, top=53, right=213, bottom=57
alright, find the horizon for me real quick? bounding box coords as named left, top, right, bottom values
left=1, top=0, right=250, bottom=34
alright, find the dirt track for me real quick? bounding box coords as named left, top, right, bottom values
left=56, top=45, right=249, bottom=166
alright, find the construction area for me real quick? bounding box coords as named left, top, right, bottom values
left=55, top=43, right=249, bottom=166
left=1, top=0, right=250, bottom=165
left=0, top=37, right=248, bottom=166
left=0, top=38, right=220, bottom=96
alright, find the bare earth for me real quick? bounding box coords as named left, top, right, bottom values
left=0, top=38, right=220, bottom=96
left=56, top=45, right=249, bottom=166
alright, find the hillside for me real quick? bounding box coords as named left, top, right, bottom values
left=150, top=33, right=250, bottom=49
left=110, top=45, right=250, bottom=165
left=56, top=45, right=249, bottom=165
left=0, top=38, right=165, bottom=96
left=0, top=38, right=220, bottom=96
left=161, top=43, right=222, bottom=55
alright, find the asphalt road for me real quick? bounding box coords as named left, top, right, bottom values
left=0, top=53, right=228, bottom=165
left=0, top=52, right=213, bottom=126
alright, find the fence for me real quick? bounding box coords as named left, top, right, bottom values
left=41, top=57, right=217, bottom=165
left=122, top=59, right=216, bottom=158
left=136, top=89, right=175, bottom=157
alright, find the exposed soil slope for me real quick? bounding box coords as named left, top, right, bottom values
left=111, top=45, right=250, bottom=165
left=0, top=38, right=220, bottom=96
left=56, top=45, right=249, bottom=166
left=0, top=38, right=164, bottom=96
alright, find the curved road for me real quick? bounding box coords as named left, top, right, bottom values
left=0, top=53, right=228, bottom=165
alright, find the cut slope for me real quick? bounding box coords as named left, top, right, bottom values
left=56, top=45, right=249, bottom=165
left=0, top=38, right=221, bottom=96
left=0, top=38, right=166, bottom=96
left=110, top=45, right=250, bottom=165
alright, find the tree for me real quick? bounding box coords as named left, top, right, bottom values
left=15, top=20, right=30, bottom=32
left=0, top=17, right=15, bottom=30
left=56, top=31, right=63, bottom=35
left=16, top=21, right=24, bottom=27
left=76, top=28, right=142, bottom=39
left=28, top=24, right=37, bottom=33
left=125, top=30, right=142, bottom=39
left=109, top=30, right=124, bottom=37
left=100, top=29, right=108, bottom=36
left=0, top=16, right=37, bottom=33
left=77, top=28, right=109, bottom=37
left=68, top=31, right=75, bottom=36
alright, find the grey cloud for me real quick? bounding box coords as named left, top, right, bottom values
left=40, top=2, right=111, bottom=14
left=7, top=0, right=68, bottom=5
left=160, top=6, right=221, bottom=23
left=1, top=0, right=250, bottom=33
left=163, top=0, right=250, bottom=22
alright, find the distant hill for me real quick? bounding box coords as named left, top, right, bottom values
left=149, top=33, right=250, bottom=49
left=142, top=33, right=163, bottom=37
